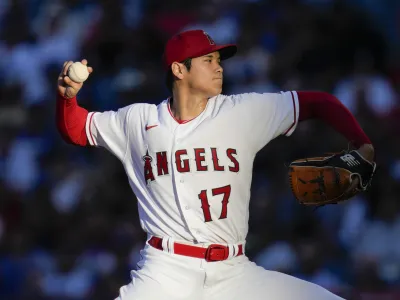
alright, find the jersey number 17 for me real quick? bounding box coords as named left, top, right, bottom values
left=198, top=185, right=231, bottom=222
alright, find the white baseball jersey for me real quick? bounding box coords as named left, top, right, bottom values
left=85, top=91, right=299, bottom=245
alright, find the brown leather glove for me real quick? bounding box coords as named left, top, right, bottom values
left=288, top=150, right=376, bottom=206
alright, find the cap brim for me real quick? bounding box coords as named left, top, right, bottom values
left=215, top=44, right=237, bottom=61
left=189, top=44, right=237, bottom=61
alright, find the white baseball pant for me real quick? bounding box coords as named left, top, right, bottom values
left=115, top=241, right=345, bottom=300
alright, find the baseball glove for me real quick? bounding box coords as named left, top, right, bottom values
left=288, top=150, right=376, bottom=206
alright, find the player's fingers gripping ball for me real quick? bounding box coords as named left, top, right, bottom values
left=288, top=150, right=376, bottom=206
left=68, top=62, right=89, bottom=83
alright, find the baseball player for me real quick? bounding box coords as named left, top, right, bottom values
left=56, top=30, right=374, bottom=299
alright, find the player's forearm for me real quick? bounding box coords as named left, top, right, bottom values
left=297, top=91, right=371, bottom=148
left=56, top=93, right=88, bottom=146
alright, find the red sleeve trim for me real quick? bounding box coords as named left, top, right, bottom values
left=283, top=91, right=297, bottom=136
left=88, top=112, right=96, bottom=146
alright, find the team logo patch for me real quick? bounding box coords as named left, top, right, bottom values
left=340, top=154, right=360, bottom=167
left=143, top=151, right=155, bottom=184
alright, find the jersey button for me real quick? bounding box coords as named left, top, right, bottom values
left=185, top=206, right=190, bottom=210
left=180, top=179, right=184, bottom=183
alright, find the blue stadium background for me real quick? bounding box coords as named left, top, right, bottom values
left=0, top=0, right=400, bottom=299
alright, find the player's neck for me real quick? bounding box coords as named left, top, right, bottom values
left=170, top=90, right=208, bottom=122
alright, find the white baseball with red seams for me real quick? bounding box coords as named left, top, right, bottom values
left=84, top=90, right=345, bottom=299
left=68, top=62, right=89, bottom=83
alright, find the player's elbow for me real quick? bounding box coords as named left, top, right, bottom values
left=57, top=124, right=88, bottom=146
left=56, top=110, right=89, bottom=146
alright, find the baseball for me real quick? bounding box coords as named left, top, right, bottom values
left=68, top=62, right=89, bottom=83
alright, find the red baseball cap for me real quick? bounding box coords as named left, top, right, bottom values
left=163, top=30, right=237, bottom=70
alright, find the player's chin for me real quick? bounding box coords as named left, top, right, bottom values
left=208, top=83, right=223, bottom=97
left=207, top=89, right=222, bottom=98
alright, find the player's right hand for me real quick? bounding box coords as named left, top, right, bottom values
left=57, top=59, right=93, bottom=99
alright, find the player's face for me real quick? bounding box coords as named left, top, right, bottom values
left=187, top=51, right=223, bottom=97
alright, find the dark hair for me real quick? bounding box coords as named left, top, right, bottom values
left=165, top=58, right=192, bottom=93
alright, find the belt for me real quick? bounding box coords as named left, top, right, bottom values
left=148, top=236, right=244, bottom=262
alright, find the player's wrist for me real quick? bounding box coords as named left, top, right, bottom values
left=57, top=92, right=78, bottom=109
left=357, top=143, right=374, bottom=162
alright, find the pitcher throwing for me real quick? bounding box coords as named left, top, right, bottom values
left=56, top=30, right=375, bottom=299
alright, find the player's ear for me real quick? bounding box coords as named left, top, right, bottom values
left=171, top=62, right=185, bottom=80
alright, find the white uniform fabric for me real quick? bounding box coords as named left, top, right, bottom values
left=115, top=244, right=343, bottom=300
left=86, top=91, right=298, bottom=244
left=86, top=91, right=343, bottom=299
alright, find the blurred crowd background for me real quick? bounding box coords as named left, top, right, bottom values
left=1, top=0, right=400, bottom=299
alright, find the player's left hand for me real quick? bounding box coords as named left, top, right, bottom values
left=342, top=144, right=375, bottom=198
left=288, top=144, right=376, bottom=206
